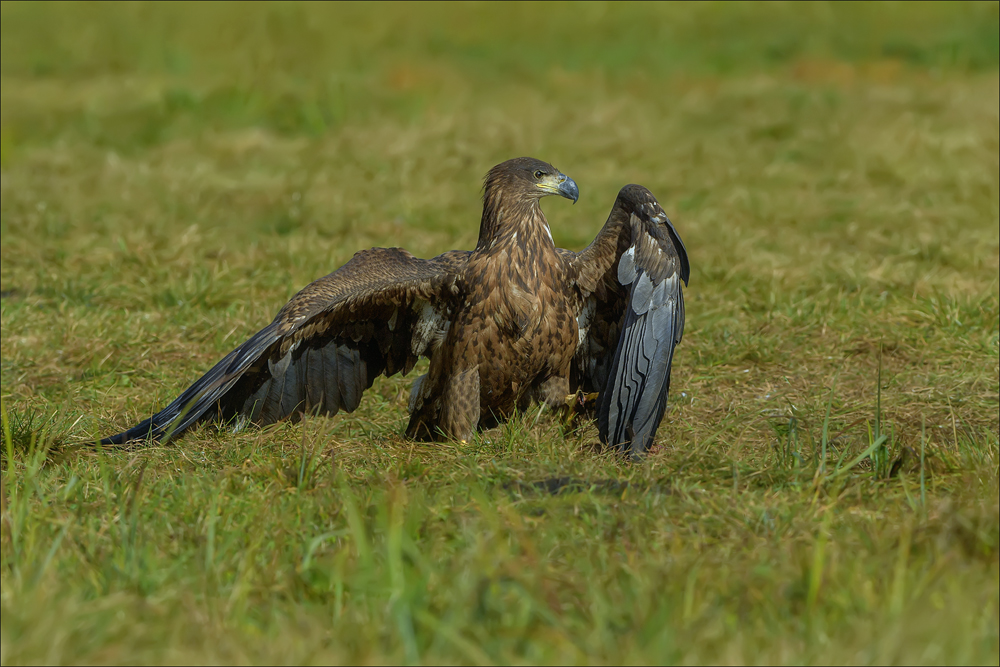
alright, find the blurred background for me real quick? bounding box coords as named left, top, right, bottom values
left=2, top=2, right=997, bottom=251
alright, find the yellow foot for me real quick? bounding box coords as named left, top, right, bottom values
left=564, top=392, right=599, bottom=410
left=561, top=391, right=600, bottom=428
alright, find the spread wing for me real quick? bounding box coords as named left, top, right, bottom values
left=100, top=248, right=469, bottom=445
left=562, top=185, right=689, bottom=457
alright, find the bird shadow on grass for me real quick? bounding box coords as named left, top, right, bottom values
left=500, top=476, right=671, bottom=498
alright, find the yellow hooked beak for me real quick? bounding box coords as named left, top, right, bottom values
left=537, top=172, right=580, bottom=203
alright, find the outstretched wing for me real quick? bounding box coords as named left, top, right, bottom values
left=562, top=185, right=689, bottom=457
left=100, top=248, right=469, bottom=445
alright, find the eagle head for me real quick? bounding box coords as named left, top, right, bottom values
left=485, top=157, right=579, bottom=204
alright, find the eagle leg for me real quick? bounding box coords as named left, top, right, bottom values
left=437, top=365, right=481, bottom=443
left=530, top=375, right=588, bottom=431
left=531, top=375, right=570, bottom=410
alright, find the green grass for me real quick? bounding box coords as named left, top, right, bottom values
left=2, top=1, right=998, bottom=664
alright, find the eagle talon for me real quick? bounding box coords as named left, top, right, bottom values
left=559, top=391, right=601, bottom=430
left=563, top=391, right=599, bottom=411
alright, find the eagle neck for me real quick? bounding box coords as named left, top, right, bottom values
left=475, top=192, right=553, bottom=254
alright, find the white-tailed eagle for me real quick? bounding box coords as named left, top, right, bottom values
left=100, top=157, right=689, bottom=456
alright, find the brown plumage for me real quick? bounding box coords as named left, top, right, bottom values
left=100, top=157, right=689, bottom=456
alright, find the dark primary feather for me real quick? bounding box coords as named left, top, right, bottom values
left=99, top=323, right=282, bottom=444
left=564, top=184, right=689, bottom=456
left=596, top=249, right=684, bottom=457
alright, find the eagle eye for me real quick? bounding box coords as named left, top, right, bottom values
left=533, top=170, right=545, bottom=179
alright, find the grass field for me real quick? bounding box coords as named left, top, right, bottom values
left=1, top=2, right=998, bottom=664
